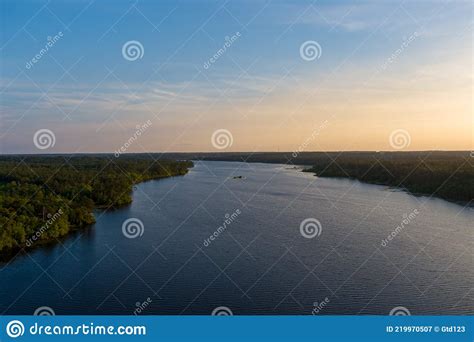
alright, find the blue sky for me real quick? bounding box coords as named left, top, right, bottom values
left=0, top=0, right=472, bottom=153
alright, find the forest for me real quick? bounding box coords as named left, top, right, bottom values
left=302, top=152, right=473, bottom=204
left=0, top=155, right=192, bottom=256
left=1, top=151, right=471, bottom=258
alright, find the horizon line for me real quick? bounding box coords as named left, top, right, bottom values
left=0, top=150, right=472, bottom=156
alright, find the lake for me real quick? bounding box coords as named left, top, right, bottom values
left=0, top=161, right=472, bottom=315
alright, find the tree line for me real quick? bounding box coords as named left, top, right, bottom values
left=0, top=155, right=192, bottom=256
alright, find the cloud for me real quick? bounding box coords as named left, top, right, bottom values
left=272, top=2, right=402, bottom=32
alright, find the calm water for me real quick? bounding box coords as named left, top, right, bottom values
left=1, top=161, right=472, bottom=315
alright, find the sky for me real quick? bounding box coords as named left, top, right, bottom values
left=0, top=0, right=472, bottom=153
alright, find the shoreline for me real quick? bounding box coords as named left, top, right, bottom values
left=0, top=161, right=193, bottom=264
left=193, top=156, right=472, bottom=207
left=302, top=170, right=472, bottom=208
left=0, top=171, right=191, bottom=262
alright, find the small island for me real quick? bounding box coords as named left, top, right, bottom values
left=0, top=155, right=193, bottom=258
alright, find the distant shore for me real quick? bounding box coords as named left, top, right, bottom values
left=161, top=151, right=472, bottom=205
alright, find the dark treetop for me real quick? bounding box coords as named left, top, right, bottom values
left=0, top=155, right=192, bottom=256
